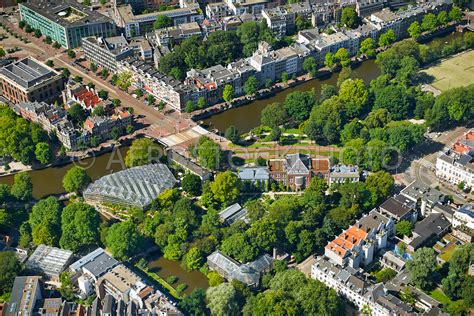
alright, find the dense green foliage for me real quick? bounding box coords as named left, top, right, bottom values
left=60, top=203, right=100, bottom=252
left=407, top=247, right=438, bottom=290
left=62, top=166, right=91, bottom=193
left=125, top=138, right=162, bottom=167
left=10, top=172, right=32, bottom=201
left=0, top=252, right=22, bottom=296
left=30, top=197, right=61, bottom=246
left=158, top=21, right=275, bottom=80
left=0, top=105, right=52, bottom=165
left=105, top=220, right=144, bottom=260
left=190, top=136, right=222, bottom=171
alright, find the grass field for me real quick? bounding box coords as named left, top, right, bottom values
left=423, top=50, right=474, bottom=91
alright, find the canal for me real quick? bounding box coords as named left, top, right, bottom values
left=147, top=254, right=209, bottom=295
left=0, top=146, right=130, bottom=199
left=203, top=59, right=381, bottom=133
left=202, top=31, right=462, bottom=134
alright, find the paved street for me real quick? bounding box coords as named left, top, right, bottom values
left=397, top=125, right=472, bottom=204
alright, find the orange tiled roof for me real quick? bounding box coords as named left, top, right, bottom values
left=325, top=225, right=368, bottom=258
left=74, top=88, right=101, bottom=109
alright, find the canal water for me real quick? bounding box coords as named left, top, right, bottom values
left=147, top=254, right=209, bottom=295
left=202, top=31, right=462, bottom=133
left=0, top=146, right=130, bottom=199
left=203, top=59, right=381, bottom=133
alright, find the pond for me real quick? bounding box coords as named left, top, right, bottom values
left=147, top=254, right=209, bottom=296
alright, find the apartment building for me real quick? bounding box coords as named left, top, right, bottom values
left=268, top=154, right=330, bottom=190
left=115, top=0, right=180, bottom=12
left=6, top=276, right=44, bottom=316
left=152, top=21, right=202, bottom=47
left=325, top=210, right=394, bottom=269
left=399, top=180, right=446, bottom=217
left=404, top=212, right=450, bottom=252
left=262, top=7, right=295, bottom=39
left=0, top=57, right=64, bottom=104
left=452, top=204, right=474, bottom=230
left=62, top=81, right=107, bottom=111
left=19, top=0, right=115, bottom=49
left=378, top=195, right=417, bottom=224
left=119, top=56, right=196, bottom=111
left=82, top=35, right=134, bottom=72
left=436, top=150, right=474, bottom=189
left=206, top=2, right=231, bottom=20
left=114, top=3, right=203, bottom=37
left=312, top=257, right=414, bottom=316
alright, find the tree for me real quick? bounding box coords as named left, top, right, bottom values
left=62, top=166, right=91, bottom=193
left=184, top=247, right=204, bottom=271
left=34, top=142, right=51, bottom=164
left=154, top=15, right=173, bottom=29
left=408, top=21, right=422, bottom=39
left=396, top=220, right=413, bottom=237
left=134, top=89, right=143, bottom=98
left=67, top=49, right=76, bottom=59
left=0, top=252, right=22, bottom=295
left=244, top=76, right=259, bottom=95
left=373, top=85, right=410, bottom=120
left=197, top=96, right=207, bottom=109
left=281, top=72, right=288, bottom=84
left=147, top=94, right=156, bottom=106
left=220, top=232, right=258, bottom=262
left=30, top=197, right=61, bottom=246
left=303, top=56, right=318, bottom=76
left=19, top=20, right=26, bottom=29
left=407, top=247, right=438, bottom=290
left=208, top=271, right=225, bottom=287
left=378, top=29, right=396, bottom=47
left=365, top=171, right=393, bottom=202
left=11, top=172, right=32, bottom=201
left=101, top=68, right=109, bottom=80
left=45, top=60, right=54, bottom=67
left=338, top=79, right=368, bottom=118
left=112, top=98, right=121, bottom=108
left=90, top=62, right=98, bottom=73
left=284, top=91, right=315, bottom=125
left=421, top=13, right=438, bottom=32
left=105, top=220, right=144, bottom=260
left=206, top=283, right=239, bottom=316
left=335, top=48, right=350, bottom=67
left=359, top=38, right=376, bottom=58
left=341, top=7, right=360, bottom=29
left=125, top=138, right=161, bottom=167
left=210, top=171, right=240, bottom=205
left=195, top=136, right=221, bottom=170
left=116, top=71, right=132, bottom=91
left=184, top=100, right=196, bottom=113
left=33, top=29, right=42, bottom=38
left=67, top=103, right=87, bottom=125
left=53, top=41, right=61, bottom=49
left=437, top=11, right=448, bottom=26
left=59, top=203, right=100, bottom=252
left=98, top=90, right=109, bottom=100
left=449, top=6, right=463, bottom=22
left=374, top=268, right=397, bottom=283
left=182, top=173, right=202, bottom=196
left=224, top=125, right=239, bottom=143
left=179, top=288, right=208, bottom=315
left=320, top=84, right=338, bottom=102
left=261, top=102, right=287, bottom=128
left=223, top=84, right=234, bottom=103
left=62, top=67, right=70, bottom=78
left=325, top=52, right=336, bottom=69
left=400, top=287, right=417, bottom=306
left=92, top=105, right=106, bottom=117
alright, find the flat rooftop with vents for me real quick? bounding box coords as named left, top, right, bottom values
left=26, top=245, right=73, bottom=280
left=0, top=57, right=58, bottom=90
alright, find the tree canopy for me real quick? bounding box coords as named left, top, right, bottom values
left=105, top=220, right=144, bottom=260
left=60, top=202, right=100, bottom=252
left=62, top=166, right=91, bottom=193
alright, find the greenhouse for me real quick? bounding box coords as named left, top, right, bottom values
left=83, top=163, right=177, bottom=209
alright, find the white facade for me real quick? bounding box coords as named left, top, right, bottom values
left=453, top=205, right=474, bottom=229
left=436, top=153, right=474, bottom=189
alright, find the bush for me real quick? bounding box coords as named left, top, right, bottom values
left=167, top=275, right=178, bottom=284
left=176, top=283, right=188, bottom=295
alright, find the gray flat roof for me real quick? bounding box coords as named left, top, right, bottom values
left=20, top=0, right=113, bottom=27
left=0, top=57, right=58, bottom=90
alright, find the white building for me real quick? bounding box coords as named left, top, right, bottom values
left=436, top=151, right=474, bottom=190
left=324, top=210, right=394, bottom=269
left=312, top=257, right=414, bottom=316
left=453, top=204, right=474, bottom=230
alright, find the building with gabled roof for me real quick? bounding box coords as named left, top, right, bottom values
left=268, top=154, right=330, bottom=190
left=6, top=276, right=44, bottom=316
left=405, top=213, right=451, bottom=252
left=219, top=203, right=249, bottom=225
left=379, top=196, right=417, bottom=224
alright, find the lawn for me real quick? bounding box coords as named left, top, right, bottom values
left=439, top=243, right=458, bottom=263
left=429, top=289, right=452, bottom=305
left=422, top=50, right=474, bottom=91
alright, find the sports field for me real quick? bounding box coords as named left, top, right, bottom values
left=422, top=50, right=474, bottom=91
